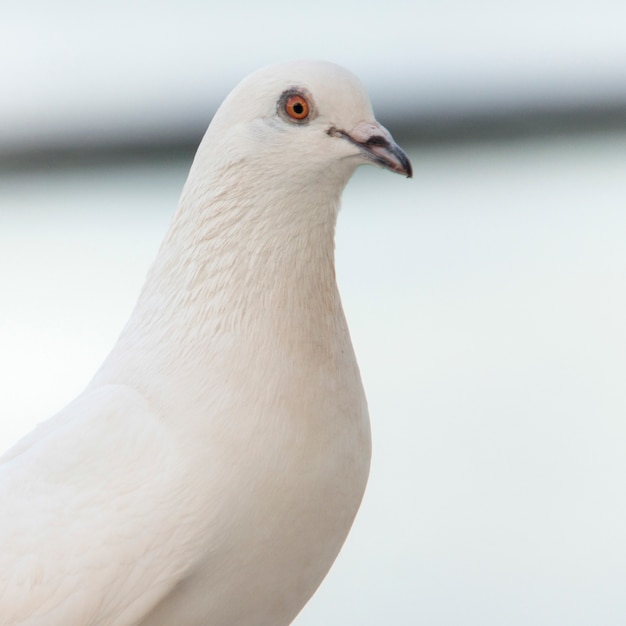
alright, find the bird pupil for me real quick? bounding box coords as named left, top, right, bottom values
left=293, top=103, right=304, bottom=114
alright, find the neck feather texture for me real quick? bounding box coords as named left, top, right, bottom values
left=94, top=150, right=354, bottom=393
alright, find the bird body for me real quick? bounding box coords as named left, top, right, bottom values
left=1, top=61, right=411, bottom=625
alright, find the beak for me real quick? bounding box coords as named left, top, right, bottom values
left=329, top=121, right=412, bottom=178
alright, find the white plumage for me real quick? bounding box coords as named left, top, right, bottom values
left=1, top=60, right=411, bottom=625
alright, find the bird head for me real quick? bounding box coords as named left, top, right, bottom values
left=198, top=60, right=412, bottom=192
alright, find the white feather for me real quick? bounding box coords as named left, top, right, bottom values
left=0, top=60, right=409, bottom=625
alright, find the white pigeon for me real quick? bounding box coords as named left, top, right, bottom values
left=0, top=60, right=412, bottom=625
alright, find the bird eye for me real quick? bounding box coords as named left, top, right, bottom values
left=284, top=94, right=310, bottom=121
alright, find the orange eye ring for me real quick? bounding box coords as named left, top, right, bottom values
left=284, top=94, right=310, bottom=120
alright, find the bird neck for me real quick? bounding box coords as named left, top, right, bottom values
left=90, top=153, right=356, bottom=419
left=120, top=157, right=349, bottom=355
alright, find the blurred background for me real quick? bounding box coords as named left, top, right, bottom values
left=1, top=1, right=626, bottom=624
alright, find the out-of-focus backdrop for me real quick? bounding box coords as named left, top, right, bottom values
left=1, top=2, right=626, bottom=625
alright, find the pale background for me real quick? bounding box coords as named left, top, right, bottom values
left=1, top=2, right=626, bottom=625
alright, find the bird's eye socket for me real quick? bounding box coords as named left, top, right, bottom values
left=284, top=94, right=310, bottom=121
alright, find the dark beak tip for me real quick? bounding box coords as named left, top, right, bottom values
left=395, top=149, right=413, bottom=179
left=402, top=157, right=413, bottom=179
